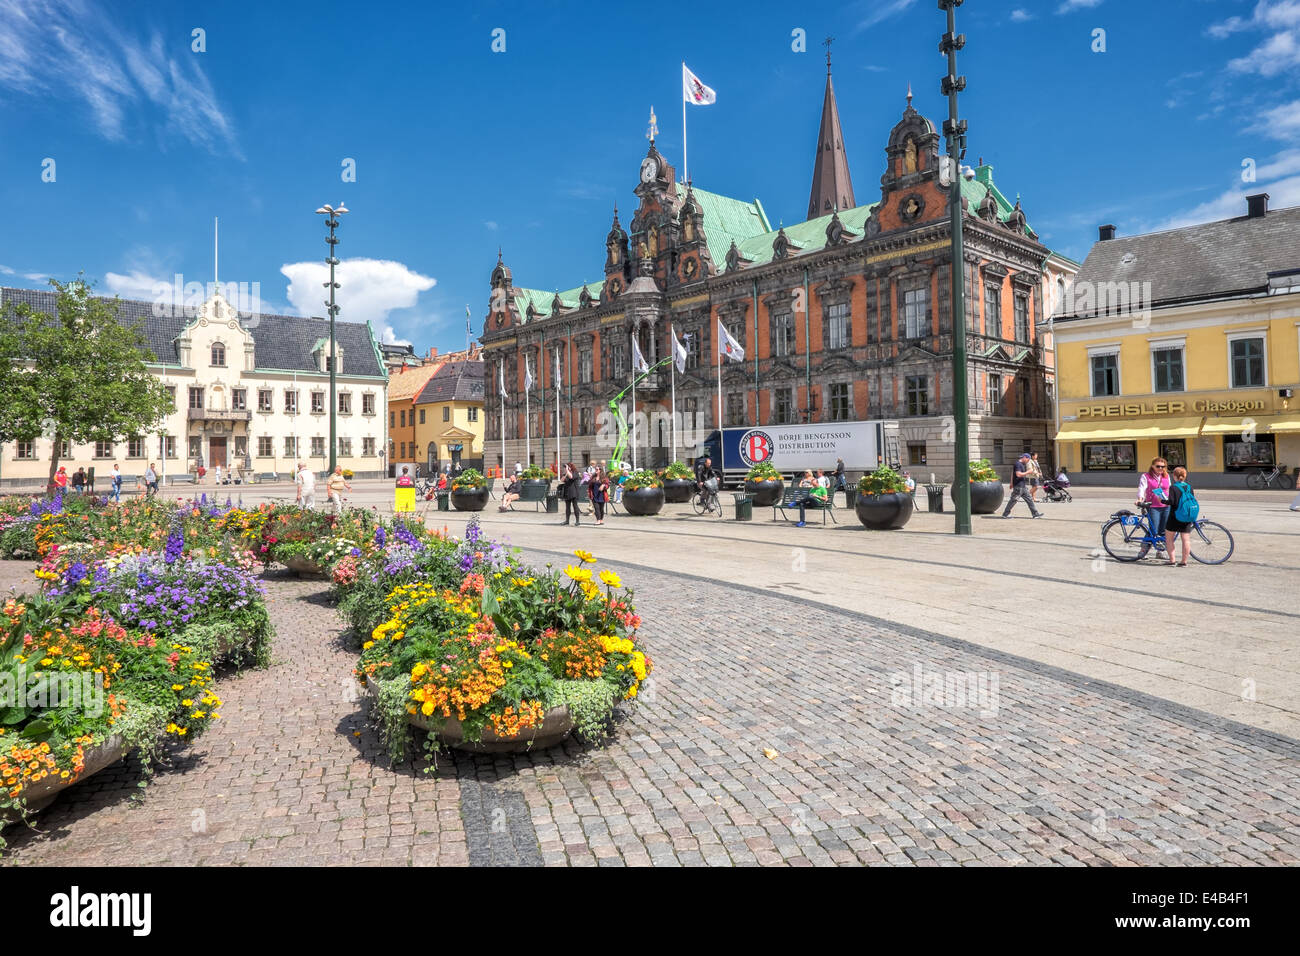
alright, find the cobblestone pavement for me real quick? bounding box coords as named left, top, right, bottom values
left=2, top=556, right=1297, bottom=866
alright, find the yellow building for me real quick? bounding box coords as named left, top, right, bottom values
left=412, top=359, right=485, bottom=475
left=1053, top=196, right=1300, bottom=486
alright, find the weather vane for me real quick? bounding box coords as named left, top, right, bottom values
left=646, top=106, right=658, bottom=144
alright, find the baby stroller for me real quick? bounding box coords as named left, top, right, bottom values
left=1042, top=469, right=1072, bottom=503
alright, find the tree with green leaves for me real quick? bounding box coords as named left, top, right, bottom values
left=0, top=277, right=174, bottom=492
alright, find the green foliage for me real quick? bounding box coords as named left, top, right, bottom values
left=661, top=461, right=693, bottom=480
left=857, top=465, right=908, bottom=496
left=746, top=462, right=782, bottom=481
left=0, top=277, right=174, bottom=485
left=521, top=466, right=554, bottom=480
left=967, top=458, right=1000, bottom=482
left=548, top=679, right=616, bottom=745
left=622, top=469, right=661, bottom=491
left=451, top=468, right=486, bottom=490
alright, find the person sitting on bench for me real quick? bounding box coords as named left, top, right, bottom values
left=795, top=470, right=828, bottom=527
left=499, top=475, right=521, bottom=511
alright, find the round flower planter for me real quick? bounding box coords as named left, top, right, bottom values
left=952, top=479, right=1005, bottom=515
left=451, top=487, right=489, bottom=511
left=661, top=478, right=694, bottom=503
left=854, top=492, right=915, bottom=530
left=622, top=486, right=665, bottom=516
left=284, top=555, right=329, bottom=578
left=1, top=733, right=128, bottom=823
left=364, top=674, right=573, bottom=753
left=745, top=478, right=784, bottom=507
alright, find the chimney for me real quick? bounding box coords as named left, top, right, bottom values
left=1099, top=224, right=1116, bottom=241
left=1246, top=193, right=1269, bottom=219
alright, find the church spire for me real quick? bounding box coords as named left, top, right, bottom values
left=807, top=40, right=855, bottom=220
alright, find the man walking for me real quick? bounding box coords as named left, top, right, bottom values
left=326, top=465, right=351, bottom=513
left=110, top=463, right=123, bottom=504
left=1002, top=454, right=1043, bottom=518
left=295, top=461, right=316, bottom=509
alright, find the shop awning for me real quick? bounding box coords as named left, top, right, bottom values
left=1199, top=417, right=1260, bottom=435
left=1055, top=416, right=1206, bottom=441
left=1266, top=415, right=1300, bottom=433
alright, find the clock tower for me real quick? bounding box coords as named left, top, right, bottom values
left=629, top=109, right=679, bottom=290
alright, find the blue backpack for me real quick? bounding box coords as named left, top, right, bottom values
left=1172, top=481, right=1199, bottom=523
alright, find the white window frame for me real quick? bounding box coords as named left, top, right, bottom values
left=1087, top=344, right=1122, bottom=398
left=1226, top=330, right=1268, bottom=389
left=1148, top=336, right=1187, bottom=394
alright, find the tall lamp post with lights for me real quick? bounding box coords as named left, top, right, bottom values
left=315, top=203, right=348, bottom=473
left=939, top=0, right=972, bottom=535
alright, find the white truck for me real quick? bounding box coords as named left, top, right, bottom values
left=700, top=420, right=901, bottom=486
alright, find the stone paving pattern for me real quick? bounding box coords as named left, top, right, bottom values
left=2, top=554, right=1297, bottom=866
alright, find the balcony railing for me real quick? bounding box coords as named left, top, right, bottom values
left=188, top=406, right=252, bottom=422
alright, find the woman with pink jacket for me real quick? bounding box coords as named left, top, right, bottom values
left=1137, top=457, right=1172, bottom=540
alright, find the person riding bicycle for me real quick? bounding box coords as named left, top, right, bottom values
left=694, top=455, right=721, bottom=494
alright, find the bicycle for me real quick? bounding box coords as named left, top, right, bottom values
left=1100, top=504, right=1234, bottom=565
left=691, top=481, right=722, bottom=517
left=1245, top=464, right=1293, bottom=490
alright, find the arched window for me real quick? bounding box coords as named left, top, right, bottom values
left=211, top=342, right=226, bottom=367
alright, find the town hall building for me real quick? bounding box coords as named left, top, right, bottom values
left=480, top=61, right=1077, bottom=479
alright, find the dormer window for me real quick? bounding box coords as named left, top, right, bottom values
left=211, top=343, right=226, bottom=367
left=313, top=339, right=343, bottom=373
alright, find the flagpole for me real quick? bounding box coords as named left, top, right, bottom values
left=554, top=349, right=561, bottom=472
left=682, top=61, right=688, bottom=185
left=524, top=358, right=531, bottom=466
left=498, top=364, right=506, bottom=479
left=630, top=334, right=637, bottom=472
left=670, top=324, right=678, bottom=463
left=715, top=322, right=722, bottom=436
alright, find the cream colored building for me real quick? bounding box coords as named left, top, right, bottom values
left=1, top=288, right=389, bottom=486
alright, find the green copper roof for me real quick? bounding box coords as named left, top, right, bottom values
left=675, top=183, right=772, bottom=268
left=734, top=202, right=878, bottom=266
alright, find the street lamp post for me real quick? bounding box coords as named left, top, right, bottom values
left=940, top=0, right=972, bottom=535
left=315, top=203, right=348, bottom=474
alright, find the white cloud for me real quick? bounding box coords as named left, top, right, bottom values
left=0, top=264, right=14, bottom=275
left=484, top=221, right=499, bottom=231
left=1253, top=99, right=1300, bottom=139
left=0, top=0, right=241, bottom=156
left=280, top=258, right=436, bottom=330
left=104, top=269, right=168, bottom=300
left=1011, top=9, right=1035, bottom=22
left=853, top=0, right=917, bottom=31
left=380, top=325, right=412, bottom=347
left=1146, top=153, right=1300, bottom=232
left=1229, top=29, right=1300, bottom=74
left=1057, top=0, right=1103, bottom=13
left=22, top=272, right=47, bottom=282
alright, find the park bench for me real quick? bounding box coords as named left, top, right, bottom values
left=773, top=487, right=836, bottom=525
left=508, top=482, right=549, bottom=512
left=167, top=474, right=196, bottom=485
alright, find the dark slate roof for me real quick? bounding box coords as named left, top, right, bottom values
left=1058, top=205, right=1300, bottom=320
left=0, top=287, right=385, bottom=377
left=414, top=360, right=484, bottom=404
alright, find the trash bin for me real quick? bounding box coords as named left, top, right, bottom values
left=733, top=494, right=753, bottom=521
left=924, top=484, right=944, bottom=513
left=436, top=491, right=450, bottom=511
left=545, top=493, right=559, bottom=513
left=843, top=488, right=857, bottom=509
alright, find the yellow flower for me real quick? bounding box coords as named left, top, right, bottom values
left=580, top=581, right=601, bottom=601
left=598, top=570, right=622, bottom=589
left=564, top=565, right=592, bottom=583
left=172, top=684, right=184, bottom=691
left=573, top=549, right=596, bottom=564
left=182, top=699, right=193, bottom=707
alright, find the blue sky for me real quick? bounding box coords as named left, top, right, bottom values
left=1, top=0, right=1298, bottom=356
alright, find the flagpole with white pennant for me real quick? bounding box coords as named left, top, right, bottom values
left=630, top=333, right=637, bottom=472
left=670, top=323, right=678, bottom=463
left=554, top=347, right=561, bottom=472
left=715, top=319, right=744, bottom=439
left=715, top=321, right=722, bottom=438
left=524, top=355, right=533, bottom=467
left=682, top=62, right=717, bottom=186
left=498, top=362, right=507, bottom=478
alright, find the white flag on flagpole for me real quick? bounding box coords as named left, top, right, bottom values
left=554, top=352, right=561, bottom=389
left=498, top=362, right=507, bottom=398
left=718, top=319, right=744, bottom=362
left=683, top=63, right=716, bottom=105
left=631, top=334, right=650, bottom=374
left=672, top=326, right=688, bottom=374
left=524, top=356, right=533, bottom=392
